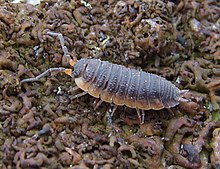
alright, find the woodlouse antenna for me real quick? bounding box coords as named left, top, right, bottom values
left=47, top=31, right=71, bottom=60
left=20, top=67, right=66, bottom=84
left=47, top=31, right=77, bottom=67
left=20, top=32, right=76, bottom=84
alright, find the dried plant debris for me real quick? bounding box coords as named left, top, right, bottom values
left=0, top=0, right=219, bottom=168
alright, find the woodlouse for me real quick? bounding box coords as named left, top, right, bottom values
left=21, top=32, right=188, bottom=123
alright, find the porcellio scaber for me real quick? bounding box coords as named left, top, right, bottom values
left=21, top=32, right=188, bottom=123
left=72, top=58, right=186, bottom=110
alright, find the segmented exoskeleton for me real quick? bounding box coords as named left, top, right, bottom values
left=20, top=32, right=188, bottom=124
left=72, top=58, right=185, bottom=110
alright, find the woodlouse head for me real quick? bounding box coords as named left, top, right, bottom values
left=71, top=58, right=88, bottom=78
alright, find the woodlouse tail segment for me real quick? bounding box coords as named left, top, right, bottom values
left=177, top=97, right=189, bottom=103
left=178, top=89, right=190, bottom=103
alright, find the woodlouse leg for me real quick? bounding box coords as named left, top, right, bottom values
left=69, top=86, right=80, bottom=93
left=141, top=110, right=145, bottom=124
left=20, top=67, right=66, bottom=84
left=70, top=91, right=87, bottom=100
left=106, top=105, right=117, bottom=127
left=167, top=108, right=175, bottom=117
left=106, top=110, right=113, bottom=126
left=94, top=99, right=103, bottom=110
left=136, top=109, right=145, bottom=124
left=110, top=105, right=117, bottom=117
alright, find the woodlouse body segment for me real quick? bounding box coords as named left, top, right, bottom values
left=136, top=72, right=152, bottom=110
left=89, top=61, right=112, bottom=98
left=72, top=58, right=182, bottom=110
left=100, top=63, right=122, bottom=103
left=125, top=69, right=140, bottom=108
left=113, top=64, right=130, bottom=106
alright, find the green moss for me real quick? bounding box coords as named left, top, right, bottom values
left=212, top=110, right=220, bottom=122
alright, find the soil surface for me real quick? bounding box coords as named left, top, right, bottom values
left=0, top=0, right=219, bottom=168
